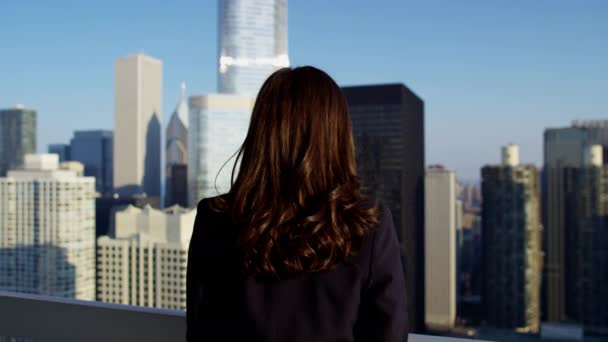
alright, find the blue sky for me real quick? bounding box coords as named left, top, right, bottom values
left=1, top=0, right=606, bottom=180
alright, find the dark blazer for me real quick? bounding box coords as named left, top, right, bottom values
left=186, top=197, right=408, bottom=342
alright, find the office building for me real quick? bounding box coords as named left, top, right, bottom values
left=424, top=166, right=457, bottom=330
left=48, top=143, right=71, bottom=162
left=0, top=154, right=95, bottom=300
left=95, top=194, right=161, bottom=238
left=343, top=83, right=425, bottom=332
left=0, top=106, right=36, bottom=176
left=70, top=130, right=113, bottom=194
left=166, top=83, right=189, bottom=207
left=96, top=204, right=196, bottom=310
left=114, top=53, right=162, bottom=197
left=563, top=145, right=608, bottom=335
left=188, top=94, right=255, bottom=206
left=218, top=0, right=289, bottom=95
left=482, top=144, right=541, bottom=333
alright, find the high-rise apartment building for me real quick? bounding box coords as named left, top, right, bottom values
left=0, top=154, right=96, bottom=300
left=96, top=204, right=196, bottom=310
left=424, top=166, right=457, bottom=330
left=343, top=83, right=425, bottom=332
left=218, top=0, right=289, bottom=95
left=563, top=145, right=608, bottom=335
left=0, top=106, right=36, bottom=176
left=114, top=53, right=162, bottom=197
left=188, top=94, right=255, bottom=206
left=70, top=130, right=113, bottom=194
left=482, top=144, right=541, bottom=333
left=166, top=83, right=189, bottom=207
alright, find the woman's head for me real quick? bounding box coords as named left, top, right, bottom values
left=214, top=66, right=379, bottom=277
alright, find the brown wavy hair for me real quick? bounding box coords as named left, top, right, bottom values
left=210, top=66, right=379, bottom=278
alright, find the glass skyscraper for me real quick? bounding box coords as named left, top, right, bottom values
left=343, top=83, right=425, bottom=332
left=188, top=94, right=254, bottom=206
left=70, top=130, right=114, bottom=195
left=0, top=106, right=36, bottom=176
left=218, top=0, right=289, bottom=95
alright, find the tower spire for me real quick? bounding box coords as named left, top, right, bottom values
left=181, top=81, right=186, bottom=100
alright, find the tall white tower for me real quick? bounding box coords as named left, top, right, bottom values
left=114, top=53, right=163, bottom=197
left=424, top=166, right=457, bottom=330
left=0, top=154, right=96, bottom=300
left=218, top=0, right=289, bottom=95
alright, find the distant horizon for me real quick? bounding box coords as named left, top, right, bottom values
left=1, top=0, right=606, bottom=180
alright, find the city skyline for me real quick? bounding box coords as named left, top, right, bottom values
left=1, top=1, right=606, bottom=180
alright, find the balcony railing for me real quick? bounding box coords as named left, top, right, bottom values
left=0, top=291, right=488, bottom=342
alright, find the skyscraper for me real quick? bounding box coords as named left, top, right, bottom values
left=543, top=126, right=588, bottom=321
left=218, top=0, right=289, bottom=95
left=48, top=143, right=71, bottom=162
left=70, top=130, right=113, bottom=194
left=0, top=106, right=36, bottom=176
left=0, top=154, right=96, bottom=300
left=188, top=94, right=255, bottom=206
left=424, top=166, right=457, bottom=331
left=343, top=83, right=425, bottom=332
left=563, top=145, right=608, bottom=335
left=482, top=144, right=541, bottom=333
left=114, top=53, right=162, bottom=197
left=166, top=82, right=189, bottom=207
left=96, top=204, right=196, bottom=310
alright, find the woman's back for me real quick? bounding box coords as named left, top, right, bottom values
left=186, top=66, right=408, bottom=341
left=187, top=197, right=407, bottom=341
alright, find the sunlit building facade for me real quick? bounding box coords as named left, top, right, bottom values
left=0, top=154, right=96, bottom=300
left=482, top=145, right=541, bottom=333
left=218, top=0, right=289, bottom=95
left=114, top=53, right=162, bottom=197
left=96, top=205, right=196, bottom=310
left=424, top=166, right=457, bottom=330
left=187, top=94, right=254, bottom=206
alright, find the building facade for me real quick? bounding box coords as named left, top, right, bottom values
left=70, top=130, right=113, bottom=195
left=0, top=106, right=36, bottom=176
left=48, top=143, right=71, bottom=162
left=114, top=53, right=162, bottom=197
left=424, top=166, right=457, bottom=330
left=0, top=154, right=96, bottom=300
left=166, top=83, right=189, bottom=207
left=343, top=83, right=425, bottom=332
left=96, top=205, right=196, bottom=310
left=482, top=145, right=541, bottom=333
left=218, top=0, right=289, bottom=95
left=563, top=145, right=608, bottom=335
left=188, top=94, right=255, bottom=206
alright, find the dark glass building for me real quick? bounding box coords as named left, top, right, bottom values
left=70, top=130, right=113, bottom=194
left=343, top=83, right=425, bottom=332
left=48, top=143, right=71, bottom=162
left=563, top=159, right=608, bottom=335
left=0, top=106, right=36, bottom=176
left=167, top=163, right=188, bottom=208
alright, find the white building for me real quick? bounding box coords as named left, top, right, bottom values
left=0, top=154, right=96, bottom=300
left=114, top=53, right=163, bottom=197
left=218, top=0, right=289, bottom=95
left=188, top=94, right=255, bottom=206
left=424, top=166, right=457, bottom=330
left=96, top=204, right=196, bottom=310
left=166, top=82, right=189, bottom=207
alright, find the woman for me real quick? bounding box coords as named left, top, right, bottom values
left=187, top=66, right=408, bottom=341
